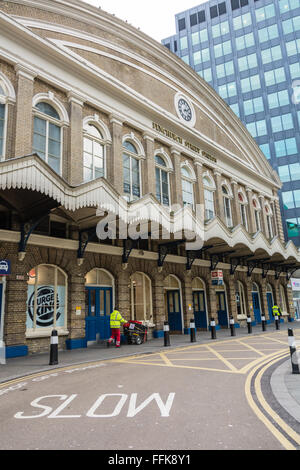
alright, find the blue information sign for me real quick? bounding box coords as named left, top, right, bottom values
left=0, top=260, right=11, bottom=276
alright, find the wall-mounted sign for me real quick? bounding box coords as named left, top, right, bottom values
left=211, top=270, right=223, bottom=286
left=0, top=260, right=11, bottom=276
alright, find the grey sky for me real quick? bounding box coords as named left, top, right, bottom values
left=82, top=0, right=206, bottom=41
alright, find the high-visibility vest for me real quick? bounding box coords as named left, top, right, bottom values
left=272, top=305, right=281, bottom=317
left=110, top=310, right=126, bottom=329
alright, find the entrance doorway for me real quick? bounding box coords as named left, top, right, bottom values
left=164, top=275, right=183, bottom=332
left=0, top=280, right=3, bottom=343
left=192, top=278, right=207, bottom=330
left=85, top=269, right=114, bottom=343
left=266, top=283, right=274, bottom=322
left=216, top=290, right=228, bottom=328
left=252, top=283, right=262, bottom=324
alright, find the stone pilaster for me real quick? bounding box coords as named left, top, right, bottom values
left=14, top=65, right=36, bottom=157
left=109, top=114, right=124, bottom=192
left=116, top=269, right=130, bottom=321
left=231, top=180, right=241, bottom=227
left=67, top=271, right=86, bottom=341
left=68, top=92, right=84, bottom=185
left=183, top=272, right=193, bottom=329
left=273, top=196, right=285, bottom=243
left=152, top=272, right=166, bottom=331
left=246, top=188, right=256, bottom=234
left=143, top=133, right=156, bottom=196
left=171, top=147, right=183, bottom=207
left=213, top=171, right=224, bottom=221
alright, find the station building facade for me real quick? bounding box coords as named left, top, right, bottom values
left=0, top=0, right=299, bottom=357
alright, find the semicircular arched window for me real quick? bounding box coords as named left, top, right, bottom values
left=203, top=176, right=215, bottom=221
left=155, top=155, right=171, bottom=206
left=33, top=102, right=62, bottom=175
left=222, top=185, right=233, bottom=228
left=181, top=166, right=195, bottom=208
left=123, top=140, right=141, bottom=201
left=83, top=123, right=105, bottom=182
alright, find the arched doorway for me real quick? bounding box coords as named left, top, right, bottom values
left=164, top=275, right=183, bottom=332
left=192, top=277, right=208, bottom=330
left=266, top=283, right=274, bottom=322
left=85, top=268, right=114, bottom=342
left=215, top=283, right=229, bottom=328
left=252, top=282, right=262, bottom=324
left=130, top=273, right=153, bottom=325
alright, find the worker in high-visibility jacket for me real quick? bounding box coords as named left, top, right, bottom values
left=272, top=305, right=282, bottom=320
left=108, top=310, right=127, bottom=348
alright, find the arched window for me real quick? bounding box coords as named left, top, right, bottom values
left=85, top=268, right=114, bottom=287
left=26, top=265, right=67, bottom=332
left=253, top=198, right=261, bottom=232
left=192, top=277, right=205, bottom=290
left=238, top=192, right=248, bottom=230
left=130, top=273, right=153, bottom=324
left=33, top=101, right=62, bottom=174
left=236, top=281, right=247, bottom=317
left=123, top=140, right=141, bottom=201
left=83, top=123, right=105, bottom=182
left=203, top=176, right=215, bottom=221
left=164, top=274, right=181, bottom=289
left=155, top=155, right=171, bottom=206
left=181, top=165, right=195, bottom=208
left=222, top=185, right=233, bottom=228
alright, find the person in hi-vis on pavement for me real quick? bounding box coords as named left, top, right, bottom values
left=108, top=309, right=127, bottom=348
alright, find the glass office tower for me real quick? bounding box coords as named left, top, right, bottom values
left=162, top=0, right=300, bottom=245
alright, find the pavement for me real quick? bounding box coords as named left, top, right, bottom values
left=1, top=322, right=300, bottom=430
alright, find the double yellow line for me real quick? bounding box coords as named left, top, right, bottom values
left=245, top=351, right=300, bottom=450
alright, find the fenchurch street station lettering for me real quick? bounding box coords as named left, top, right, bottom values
left=152, top=122, right=217, bottom=163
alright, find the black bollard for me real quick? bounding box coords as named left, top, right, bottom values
left=190, top=319, right=196, bottom=343
left=247, top=316, right=252, bottom=334
left=230, top=317, right=236, bottom=337
left=288, top=329, right=300, bottom=375
left=164, top=321, right=170, bottom=347
left=49, top=329, right=58, bottom=365
left=211, top=318, right=217, bottom=340
left=261, top=315, right=267, bottom=332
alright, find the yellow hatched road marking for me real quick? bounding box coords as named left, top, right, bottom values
left=205, top=344, right=238, bottom=372
left=236, top=339, right=266, bottom=357
left=159, top=352, right=174, bottom=366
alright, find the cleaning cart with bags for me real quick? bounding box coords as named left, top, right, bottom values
left=124, top=320, right=148, bottom=345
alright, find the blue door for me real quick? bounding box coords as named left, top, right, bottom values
left=85, top=287, right=113, bottom=342
left=252, top=292, right=262, bottom=323
left=217, top=291, right=228, bottom=328
left=0, top=283, right=2, bottom=335
left=167, top=290, right=182, bottom=332
left=193, top=291, right=207, bottom=329
left=267, top=293, right=274, bottom=323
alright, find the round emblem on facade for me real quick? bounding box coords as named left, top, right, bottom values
left=174, top=93, right=196, bottom=127
left=28, top=286, right=61, bottom=327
